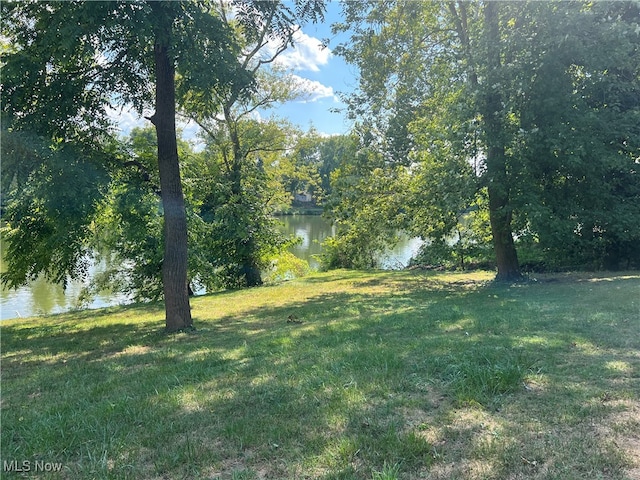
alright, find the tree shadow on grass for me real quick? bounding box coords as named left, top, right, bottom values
left=1, top=302, right=168, bottom=367
left=1, top=272, right=638, bottom=479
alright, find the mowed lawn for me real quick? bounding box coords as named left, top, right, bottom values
left=1, top=270, right=639, bottom=479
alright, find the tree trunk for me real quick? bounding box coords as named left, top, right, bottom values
left=226, top=107, right=263, bottom=287
left=231, top=161, right=263, bottom=287
left=487, top=174, right=521, bottom=281
left=482, top=2, right=521, bottom=281
left=150, top=4, right=193, bottom=331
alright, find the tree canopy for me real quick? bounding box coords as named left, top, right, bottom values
left=326, top=0, right=640, bottom=275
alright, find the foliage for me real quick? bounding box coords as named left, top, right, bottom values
left=1, top=128, right=114, bottom=288
left=321, top=131, right=409, bottom=270
left=0, top=0, right=256, bottom=331
left=189, top=113, right=302, bottom=288
left=328, top=1, right=640, bottom=275
left=87, top=123, right=315, bottom=297
left=195, top=149, right=292, bottom=289
left=90, top=127, right=183, bottom=301
left=508, top=1, right=640, bottom=270
left=180, top=0, right=326, bottom=288
left=282, top=130, right=325, bottom=204
left=285, top=131, right=357, bottom=204
left=410, top=228, right=494, bottom=273
left=328, top=1, right=504, bottom=274
left=264, top=249, right=313, bottom=283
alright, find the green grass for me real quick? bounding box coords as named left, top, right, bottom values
left=2, top=269, right=639, bottom=479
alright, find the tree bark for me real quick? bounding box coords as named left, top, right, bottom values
left=487, top=170, right=521, bottom=281
left=482, top=2, right=521, bottom=281
left=150, top=3, right=193, bottom=331
left=225, top=106, right=263, bottom=287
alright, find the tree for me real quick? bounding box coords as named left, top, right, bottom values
left=193, top=117, right=298, bottom=288
left=2, top=1, right=252, bottom=331
left=321, top=125, right=409, bottom=269
left=147, top=2, right=192, bottom=329
left=332, top=1, right=522, bottom=279
left=331, top=1, right=640, bottom=277
left=91, top=126, right=197, bottom=302
left=478, top=2, right=520, bottom=280
left=181, top=1, right=326, bottom=287
left=1, top=131, right=115, bottom=287
left=509, top=1, right=640, bottom=270
left=2, top=0, right=326, bottom=329
left=283, top=129, right=324, bottom=204
left=288, top=131, right=355, bottom=201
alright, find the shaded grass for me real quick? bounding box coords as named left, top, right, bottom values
left=1, top=269, right=639, bottom=479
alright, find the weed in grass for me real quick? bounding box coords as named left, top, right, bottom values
left=229, top=468, right=258, bottom=480
left=443, top=347, right=534, bottom=409
left=321, top=466, right=359, bottom=480
left=321, top=413, right=433, bottom=477
left=371, top=461, right=401, bottom=480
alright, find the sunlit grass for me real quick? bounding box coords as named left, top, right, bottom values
left=2, top=269, right=639, bottom=479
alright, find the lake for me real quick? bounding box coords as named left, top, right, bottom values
left=0, top=215, right=422, bottom=320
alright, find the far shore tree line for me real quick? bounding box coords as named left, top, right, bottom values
left=2, top=1, right=639, bottom=331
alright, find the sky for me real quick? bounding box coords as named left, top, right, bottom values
left=112, top=1, right=356, bottom=140
left=264, top=1, right=356, bottom=135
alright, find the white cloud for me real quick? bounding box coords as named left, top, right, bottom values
left=106, top=106, right=204, bottom=150
left=269, top=28, right=332, bottom=72
left=291, top=75, right=336, bottom=103
left=106, top=106, right=147, bottom=137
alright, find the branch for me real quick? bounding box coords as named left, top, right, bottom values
left=245, top=145, right=289, bottom=156
left=178, top=112, right=223, bottom=137
left=178, top=110, right=226, bottom=129
left=250, top=39, right=290, bottom=74
left=218, top=0, right=229, bottom=27
left=240, top=8, right=278, bottom=70
left=184, top=111, right=235, bottom=173
left=123, top=160, right=161, bottom=195
left=234, top=93, right=279, bottom=121
left=448, top=1, right=477, bottom=86
left=242, top=20, right=299, bottom=75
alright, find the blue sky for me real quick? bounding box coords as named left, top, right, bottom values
left=112, top=1, right=356, bottom=139
left=267, top=1, right=356, bottom=135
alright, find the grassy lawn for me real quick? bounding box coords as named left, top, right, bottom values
left=2, top=269, right=639, bottom=479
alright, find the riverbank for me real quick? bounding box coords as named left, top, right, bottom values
left=1, top=214, right=423, bottom=320
left=275, top=205, right=325, bottom=216
left=0, top=215, right=334, bottom=320
left=2, top=269, right=639, bottom=479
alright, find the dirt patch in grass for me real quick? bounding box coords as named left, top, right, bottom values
left=598, top=399, right=640, bottom=479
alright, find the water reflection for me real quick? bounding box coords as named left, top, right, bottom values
left=1, top=246, right=129, bottom=320
left=280, top=214, right=336, bottom=268
left=379, top=235, right=424, bottom=270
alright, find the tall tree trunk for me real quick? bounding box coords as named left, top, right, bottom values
left=150, top=3, right=193, bottom=331
left=487, top=166, right=520, bottom=281
left=482, top=2, right=521, bottom=281
left=226, top=107, right=263, bottom=287
left=230, top=159, right=263, bottom=287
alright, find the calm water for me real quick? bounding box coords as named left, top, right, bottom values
left=0, top=249, right=131, bottom=321
left=283, top=215, right=422, bottom=269
left=0, top=215, right=422, bottom=320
